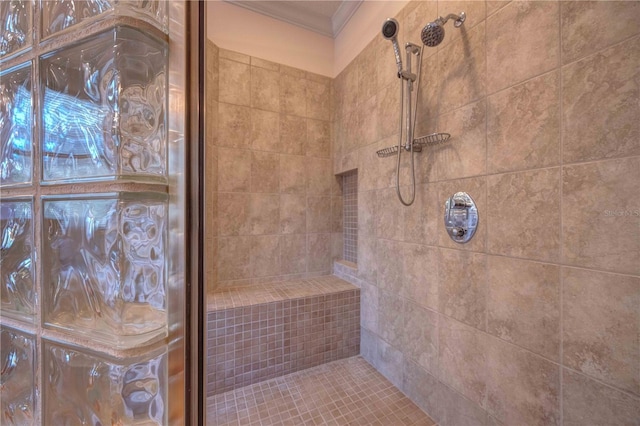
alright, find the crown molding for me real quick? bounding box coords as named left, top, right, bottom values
left=224, top=1, right=362, bottom=38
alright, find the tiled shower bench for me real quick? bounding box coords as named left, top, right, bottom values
left=206, top=276, right=360, bottom=396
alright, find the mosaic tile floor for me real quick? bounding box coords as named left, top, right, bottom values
left=206, top=356, right=435, bottom=426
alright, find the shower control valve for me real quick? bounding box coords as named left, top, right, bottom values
left=444, top=192, right=478, bottom=244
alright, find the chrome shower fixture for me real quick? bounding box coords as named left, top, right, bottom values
left=381, top=18, right=403, bottom=76
left=421, top=12, right=466, bottom=47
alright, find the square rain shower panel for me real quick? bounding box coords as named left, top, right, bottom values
left=40, top=26, right=168, bottom=183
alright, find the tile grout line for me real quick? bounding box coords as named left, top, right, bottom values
left=558, top=1, right=565, bottom=424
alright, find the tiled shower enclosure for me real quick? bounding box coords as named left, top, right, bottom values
left=0, top=1, right=177, bottom=424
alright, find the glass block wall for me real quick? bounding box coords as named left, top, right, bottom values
left=0, top=2, right=176, bottom=424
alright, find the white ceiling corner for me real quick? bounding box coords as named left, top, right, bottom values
left=223, top=1, right=363, bottom=38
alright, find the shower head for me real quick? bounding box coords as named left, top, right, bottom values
left=382, top=18, right=403, bottom=76
left=420, top=12, right=466, bottom=47
left=381, top=18, right=399, bottom=40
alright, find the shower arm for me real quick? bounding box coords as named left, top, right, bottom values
left=438, top=13, right=466, bottom=27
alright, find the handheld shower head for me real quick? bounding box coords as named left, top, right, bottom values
left=420, top=12, right=466, bottom=47
left=382, top=18, right=403, bottom=76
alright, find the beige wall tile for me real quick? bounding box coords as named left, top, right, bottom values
left=357, top=236, right=377, bottom=285
left=359, top=95, right=379, bottom=148
left=438, top=316, right=488, bottom=405
left=250, top=235, right=280, bottom=277
left=249, top=194, right=279, bottom=235
left=562, top=36, right=640, bottom=163
left=402, top=360, right=442, bottom=424
left=563, top=267, right=640, bottom=395
left=486, top=1, right=559, bottom=94
left=279, top=194, right=306, bottom=234
left=403, top=183, right=439, bottom=246
left=306, top=159, right=332, bottom=195
left=403, top=301, right=438, bottom=374
left=307, top=233, right=331, bottom=272
left=437, top=380, right=491, bottom=426
left=218, top=236, right=252, bottom=281
left=403, top=243, right=438, bottom=311
left=219, top=58, right=250, bottom=106
left=251, top=151, right=279, bottom=193
left=562, top=157, right=640, bottom=275
left=377, top=83, right=401, bottom=140
left=219, top=48, right=249, bottom=63
left=306, top=119, right=331, bottom=159
left=487, top=71, right=560, bottom=174
left=330, top=232, right=343, bottom=261
left=438, top=22, right=486, bottom=113
left=306, top=79, right=331, bottom=121
left=218, top=148, right=250, bottom=192
left=487, top=168, right=560, bottom=261
left=251, top=66, right=280, bottom=112
left=378, top=290, right=405, bottom=347
left=306, top=196, right=331, bottom=233
left=487, top=256, right=560, bottom=361
left=357, top=39, right=379, bottom=103
left=376, top=31, right=402, bottom=94
left=438, top=249, right=487, bottom=329
left=371, top=330, right=406, bottom=386
left=360, top=281, right=379, bottom=334
left=251, top=109, right=280, bottom=152
left=357, top=141, right=381, bottom=192
left=434, top=100, right=487, bottom=180
left=486, top=1, right=510, bottom=17
left=279, top=155, right=307, bottom=194
left=358, top=190, right=377, bottom=239
left=377, top=239, right=403, bottom=293
left=280, top=74, right=306, bottom=117
left=330, top=196, right=343, bottom=233
left=280, top=114, right=306, bottom=156
left=280, top=234, right=306, bottom=274
left=484, top=336, right=560, bottom=425
left=218, top=193, right=250, bottom=236
left=561, top=1, right=640, bottom=64
left=376, top=187, right=405, bottom=241
left=563, top=369, right=640, bottom=426
left=342, top=109, right=360, bottom=155
left=218, top=103, right=251, bottom=149
left=250, top=56, right=279, bottom=71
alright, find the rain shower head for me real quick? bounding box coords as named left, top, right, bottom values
left=382, top=18, right=403, bottom=75
left=420, top=12, right=466, bottom=47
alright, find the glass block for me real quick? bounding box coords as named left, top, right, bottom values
left=0, top=0, right=32, bottom=58
left=0, top=62, right=32, bottom=186
left=41, top=27, right=167, bottom=183
left=42, top=193, right=168, bottom=349
left=42, top=0, right=167, bottom=37
left=43, top=340, right=166, bottom=425
left=0, top=197, right=35, bottom=322
left=0, top=327, right=36, bottom=425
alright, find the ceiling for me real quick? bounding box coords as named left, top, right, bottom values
left=223, top=0, right=363, bottom=38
